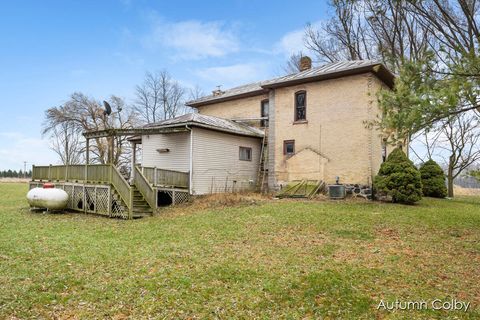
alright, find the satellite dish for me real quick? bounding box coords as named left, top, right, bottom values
left=103, top=101, right=112, bottom=116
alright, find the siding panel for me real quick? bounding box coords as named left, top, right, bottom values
left=192, top=127, right=261, bottom=195
left=141, top=132, right=190, bottom=172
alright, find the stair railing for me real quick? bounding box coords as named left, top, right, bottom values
left=110, top=165, right=133, bottom=218
left=134, top=166, right=156, bottom=209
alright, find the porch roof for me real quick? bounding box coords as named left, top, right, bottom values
left=144, top=113, right=264, bottom=138
left=83, top=114, right=264, bottom=139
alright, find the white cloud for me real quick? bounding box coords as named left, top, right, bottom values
left=144, top=19, right=239, bottom=59
left=0, top=132, right=58, bottom=171
left=275, top=21, right=322, bottom=57
left=194, top=63, right=267, bottom=88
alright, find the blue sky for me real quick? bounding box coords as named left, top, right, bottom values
left=0, top=0, right=329, bottom=170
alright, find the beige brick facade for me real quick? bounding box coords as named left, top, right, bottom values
left=195, top=72, right=389, bottom=188
left=195, top=94, right=269, bottom=120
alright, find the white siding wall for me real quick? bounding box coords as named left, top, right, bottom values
left=141, top=132, right=190, bottom=172
left=191, top=127, right=262, bottom=195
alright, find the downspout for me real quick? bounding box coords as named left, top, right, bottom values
left=186, top=125, right=193, bottom=195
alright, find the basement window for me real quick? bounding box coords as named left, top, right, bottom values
left=284, top=140, right=295, bottom=155
left=239, top=147, right=252, bottom=161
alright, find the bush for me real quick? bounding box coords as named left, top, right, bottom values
left=374, top=147, right=422, bottom=204
left=419, top=159, right=447, bottom=198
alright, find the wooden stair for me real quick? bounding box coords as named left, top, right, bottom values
left=131, top=186, right=154, bottom=217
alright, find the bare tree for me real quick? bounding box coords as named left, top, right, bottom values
left=44, top=121, right=83, bottom=165
left=305, top=0, right=433, bottom=71
left=134, top=70, right=186, bottom=124
left=435, top=112, right=480, bottom=197
left=283, top=52, right=305, bottom=74
left=43, top=92, right=139, bottom=169
left=305, top=1, right=373, bottom=63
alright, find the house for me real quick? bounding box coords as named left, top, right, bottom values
left=186, top=58, right=394, bottom=190
left=29, top=58, right=395, bottom=218
left=138, top=113, right=264, bottom=196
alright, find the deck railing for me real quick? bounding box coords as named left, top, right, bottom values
left=32, top=164, right=133, bottom=218
left=31, top=164, right=189, bottom=218
left=32, top=164, right=112, bottom=182
left=134, top=166, right=156, bottom=208
left=140, top=166, right=189, bottom=188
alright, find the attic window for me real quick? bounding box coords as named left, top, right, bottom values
left=156, top=148, right=170, bottom=153
left=239, top=147, right=252, bottom=161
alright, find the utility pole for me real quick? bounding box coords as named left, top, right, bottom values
left=23, top=161, right=27, bottom=179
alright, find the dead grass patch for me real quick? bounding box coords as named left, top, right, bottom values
left=454, top=185, right=480, bottom=196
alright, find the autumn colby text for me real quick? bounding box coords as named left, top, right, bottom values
left=377, top=299, right=470, bottom=312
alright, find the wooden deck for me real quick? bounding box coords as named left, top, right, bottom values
left=31, top=164, right=190, bottom=219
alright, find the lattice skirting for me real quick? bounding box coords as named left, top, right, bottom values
left=28, top=182, right=128, bottom=219
left=158, top=188, right=190, bottom=205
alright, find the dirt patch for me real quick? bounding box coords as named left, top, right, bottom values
left=159, top=192, right=271, bottom=217
left=375, top=227, right=400, bottom=240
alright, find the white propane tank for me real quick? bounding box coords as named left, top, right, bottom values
left=27, top=183, right=69, bottom=210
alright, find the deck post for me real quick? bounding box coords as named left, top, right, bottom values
left=85, top=138, right=90, bottom=164
left=128, top=188, right=133, bottom=220
left=130, top=141, right=136, bottom=185
left=108, top=185, right=112, bottom=216
left=154, top=167, right=158, bottom=186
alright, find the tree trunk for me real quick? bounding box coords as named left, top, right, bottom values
left=447, top=165, right=454, bottom=198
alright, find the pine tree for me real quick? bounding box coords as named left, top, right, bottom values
left=374, top=148, right=423, bottom=204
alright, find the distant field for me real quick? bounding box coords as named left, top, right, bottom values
left=0, top=178, right=30, bottom=183
left=1, top=183, right=479, bottom=319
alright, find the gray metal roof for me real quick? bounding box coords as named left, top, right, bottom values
left=262, top=60, right=386, bottom=87
left=186, top=81, right=267, bottom=106
left=186, top=60, right=394, bottom=107
left=144, top=113, right=264, bottom=138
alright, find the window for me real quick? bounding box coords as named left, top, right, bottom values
left=382, top=139, right=387, bottom=162
left=261, top=99, right=269, bottom=127
left=239, top=147, right=252, bottom=161
left=294, top=91, right=306, bottom=121
left=283, top=140, right=295, bottom=155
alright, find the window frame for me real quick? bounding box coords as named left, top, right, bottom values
left=260, top=99, right=269, bottom=127
left=283, top=140, right=295, bottom=156
left=294, top=90, right=307, bottom=122
left=239, top=146, right=253, bottom=161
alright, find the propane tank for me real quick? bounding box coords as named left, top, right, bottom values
left=27, top=183, right=69, bottom=210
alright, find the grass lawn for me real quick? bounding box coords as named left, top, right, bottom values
left=1, top=183, right=479, bottom=319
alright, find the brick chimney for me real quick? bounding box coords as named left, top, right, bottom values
left=299, top=56, right=312, bottom=72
